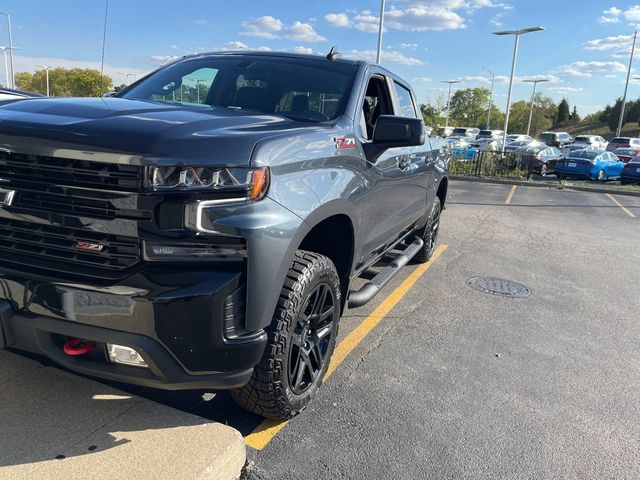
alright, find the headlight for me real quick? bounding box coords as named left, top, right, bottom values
left=147, top=166, right=269, bottom=200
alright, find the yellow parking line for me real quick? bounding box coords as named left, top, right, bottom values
left=606, top=193, right=636, bottom=218
left=244, top=244, right=448, bottom=451
left=505, top=185, right=517, bottom=205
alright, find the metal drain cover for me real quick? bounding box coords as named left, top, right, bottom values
left=466, top=277, right=531, bottom=298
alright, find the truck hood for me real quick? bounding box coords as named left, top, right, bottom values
left=0, top=97, right=313, bottom=165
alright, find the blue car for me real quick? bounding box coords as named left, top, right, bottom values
left=556, top=149, right=625, bottom=181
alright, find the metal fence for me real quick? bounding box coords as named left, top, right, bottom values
left=448, top=149, right=537, bottom=179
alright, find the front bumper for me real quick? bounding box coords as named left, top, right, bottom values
left=0, top=266, right=268, bottom=390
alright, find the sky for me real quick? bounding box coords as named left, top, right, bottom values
left=1, top=0, right=640, bottom=116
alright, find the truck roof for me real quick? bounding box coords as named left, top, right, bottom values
left=186, top=50, right=367, bottom=66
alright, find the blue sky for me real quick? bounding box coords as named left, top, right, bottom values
left=1, top=0, right=640, bottom=115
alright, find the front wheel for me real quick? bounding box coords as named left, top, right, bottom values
left=414, top=196, right=442, bottom=264
left=540, top=163, right=548, bottom=176
left=597, top=169, right=606, bottom=182
left=231, top=251, right=340, bottom=420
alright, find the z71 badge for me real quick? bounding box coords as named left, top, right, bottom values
left=335, top=136, right=356, bottom=149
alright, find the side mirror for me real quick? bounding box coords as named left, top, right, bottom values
left=102, top=91, right=118, bottom=97
left=363, top=115, right=426, bottom=162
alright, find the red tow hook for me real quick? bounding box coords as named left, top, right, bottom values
left=63, top=338, right=97, bottom=356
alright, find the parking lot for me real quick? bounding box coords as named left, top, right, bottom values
left=4, top=180, right=640, bottom=479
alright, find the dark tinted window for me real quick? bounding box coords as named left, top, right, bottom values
left=452, top=128, right=467, bottom=135
left=573, top=150, right=598, bottom=159
left=121, top=56, right=357, bottom=122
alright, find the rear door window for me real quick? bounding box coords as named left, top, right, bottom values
left=393, top=82, right=417, bottom=118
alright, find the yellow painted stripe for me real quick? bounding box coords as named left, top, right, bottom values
left=505, top=185, right=517, bottom=205
left=244, top=244, right=448, bottom=450
left=606, top=193, right=636, bottom=219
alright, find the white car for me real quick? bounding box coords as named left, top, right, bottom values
left=570, top=135, right=608, bottom=150
left=506, top=134, right=533, bottom=143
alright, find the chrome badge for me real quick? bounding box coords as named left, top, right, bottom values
left=0, top=188, right=15, bottom=207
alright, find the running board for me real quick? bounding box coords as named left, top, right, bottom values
left=348, top=237, right=424, bottom=308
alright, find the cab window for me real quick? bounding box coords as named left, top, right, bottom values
left=393, top=82, right=417, bottom=118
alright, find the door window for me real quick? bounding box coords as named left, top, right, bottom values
left=361, top=76, right=394, bottom=140
left=393, top=82, right=417, bottom=118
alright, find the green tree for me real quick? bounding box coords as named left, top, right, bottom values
left=607, top=98, right=623, bottom=132
left=556, top=99, right=570, bottom=125
left=507, top=93, right=556, bottom=135
left=420, top=96, right=446, bottom=127
left=448, top=87, right=492, bottom=128
left=16, top=68, right=113, bottom=97
left=570, top=106, right=580, bottom=122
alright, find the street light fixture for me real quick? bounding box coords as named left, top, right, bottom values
left=441, top=80, right=461, bottom=129
left=36, top=64, right=52, bottom=97
left=522, top=79, right=549, bottom=136
left=483, top=66, right=496, bottom=130
left=0, top=12, right=15, bottom=89
left=493, top=26, right=545, bottom=154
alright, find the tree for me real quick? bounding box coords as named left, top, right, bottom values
left=448, top=87, right=492, bottom=128
left=507, top=93, right=556, bottom=135
left=420, top=101, right=445, bottom=128
left=15, top=68, right=113, bottom=97
left=570, top=106, right=580, bottom=122
left=556, top=99, right=570, bottom=125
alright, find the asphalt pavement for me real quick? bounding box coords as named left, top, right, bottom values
left=6, top=180, right=640, bottom=479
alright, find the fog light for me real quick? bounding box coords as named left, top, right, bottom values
left=107, top=343, right=148, bottom=368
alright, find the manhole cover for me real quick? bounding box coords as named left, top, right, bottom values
left=466, top=277, right=531, bottom=298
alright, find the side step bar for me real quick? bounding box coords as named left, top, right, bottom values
left=348, top=237, right=424, bottom=309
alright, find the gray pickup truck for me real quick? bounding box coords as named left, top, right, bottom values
left=0, top=51, right=448, bottom=419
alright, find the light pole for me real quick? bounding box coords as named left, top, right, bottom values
left=0, top=12, right=15, bottom=89
left=441, top=80, right=461, bottom=128
left=36, top=65, right=52, bottom=96
left=493, top=26, right=545, bottom=154
left=523, top=79, right=548, bottom=136
left=483, top=66, right=495, bottom=130
left=617, top=31, right=637, bottom=137
left=376, top=0, right=386, bottom=64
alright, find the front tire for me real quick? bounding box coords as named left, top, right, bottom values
left=414, top=196, right=442, bottom=264
left=597, top=169, right=606, bottom=182
left=231, top=251, right=340, bottom=420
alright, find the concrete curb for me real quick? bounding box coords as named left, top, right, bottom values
left=449, top=174, right=640, bottom=198
left=0, top=350, right=246, bottom=480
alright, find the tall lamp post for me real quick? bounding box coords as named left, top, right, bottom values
left=617, top=31, right=637, bottom=137
left=36, top=64, right=52, bottom=96
left=441, top=80, right=461, bottom=129
left=483, top=66, right=495, bottom=130
left=523, top=78, right=548, bottom=136
left=493, top=26, right=545, bottom=154
left=0, top=46, right=18, bottom=88
left=0, top=12, right=15, bottom=89
left=375, top=0, right=386, bottom=64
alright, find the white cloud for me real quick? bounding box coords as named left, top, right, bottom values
left=400, top=43, right=419, bottom=49
left=353, top=11, right=381, bottom=33
left=241, top=16, right=284, bottom=39
left=557, top=60, right=626, bottom=77
left=585, top=34, right=633, bottom=51
left=291, top=46, right=314, bottom=54
left=489, top=13, right=504, bottom=27
left=547, top=86, right=584, bottom=93
left=343, top=49, right=423, bottom=66
left=325, top=13, right=350, bottom=27
left=223, top=41, right=249, bottom=50
left=151, top=55, right=180, bottom=65
left=412, top=76, right=433, bottom=83
left=625, top=5, right=640, bottom=21
left=599, top=6, right=622, bottom=23
left=170, top=44, right=179, bottom=50
left=285, top=21, right=326, bottom=42
left=385, top=6, right=466, bottom=31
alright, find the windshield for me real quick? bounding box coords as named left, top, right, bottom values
left=452, top=128, right=467, bottom=135
left=612, top=138, right=630, bottom=144
left=615, top=149, right=636, bottom=156
left=120, top=55, right=357, bottom=122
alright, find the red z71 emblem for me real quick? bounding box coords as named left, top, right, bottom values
left=75, top=241, right=105, bottom=252
left=336, top=136, right=356, bottom=149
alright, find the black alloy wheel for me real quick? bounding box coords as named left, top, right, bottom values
left=288, top=282, right=336, bottom=394
left=414, top=196, right=442, bottom=263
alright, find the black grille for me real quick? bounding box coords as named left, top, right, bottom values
left=0, top=152, right=142, bottom=191
left=0, top=218, right=140, bottom=272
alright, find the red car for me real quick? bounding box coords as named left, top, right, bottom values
left=612, top=148, right=640, bottom=163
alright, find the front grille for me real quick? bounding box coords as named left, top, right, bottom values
left=0, top=152, right=142, bottom=191
left=0, top=218, right=140, bottom=272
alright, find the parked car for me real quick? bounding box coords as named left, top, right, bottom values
left=451, top=127, right=480, bottom=138
left=620, top=157, right=640, bottom=184
left=506, top=134, right=533, bottom=143
left=504, top=139, right=541, bottom=153
left=514, top=145, right=563, bottom=176
left=476, top=129, right=504, bottom=140
left=538, top=131, right=573, bottom=148
left=0, top=88, right=42, bottom=103
left=0, top=51, right=448, bottom=419
left=606, top=137, right=640, bottom=152
left=436, top=126, right=454, bottom=138
left=571, top=135, right=608, bottom=150
left=556, top=149, right=625, bottom=181
left=612, top=148, right=640, bottom=163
